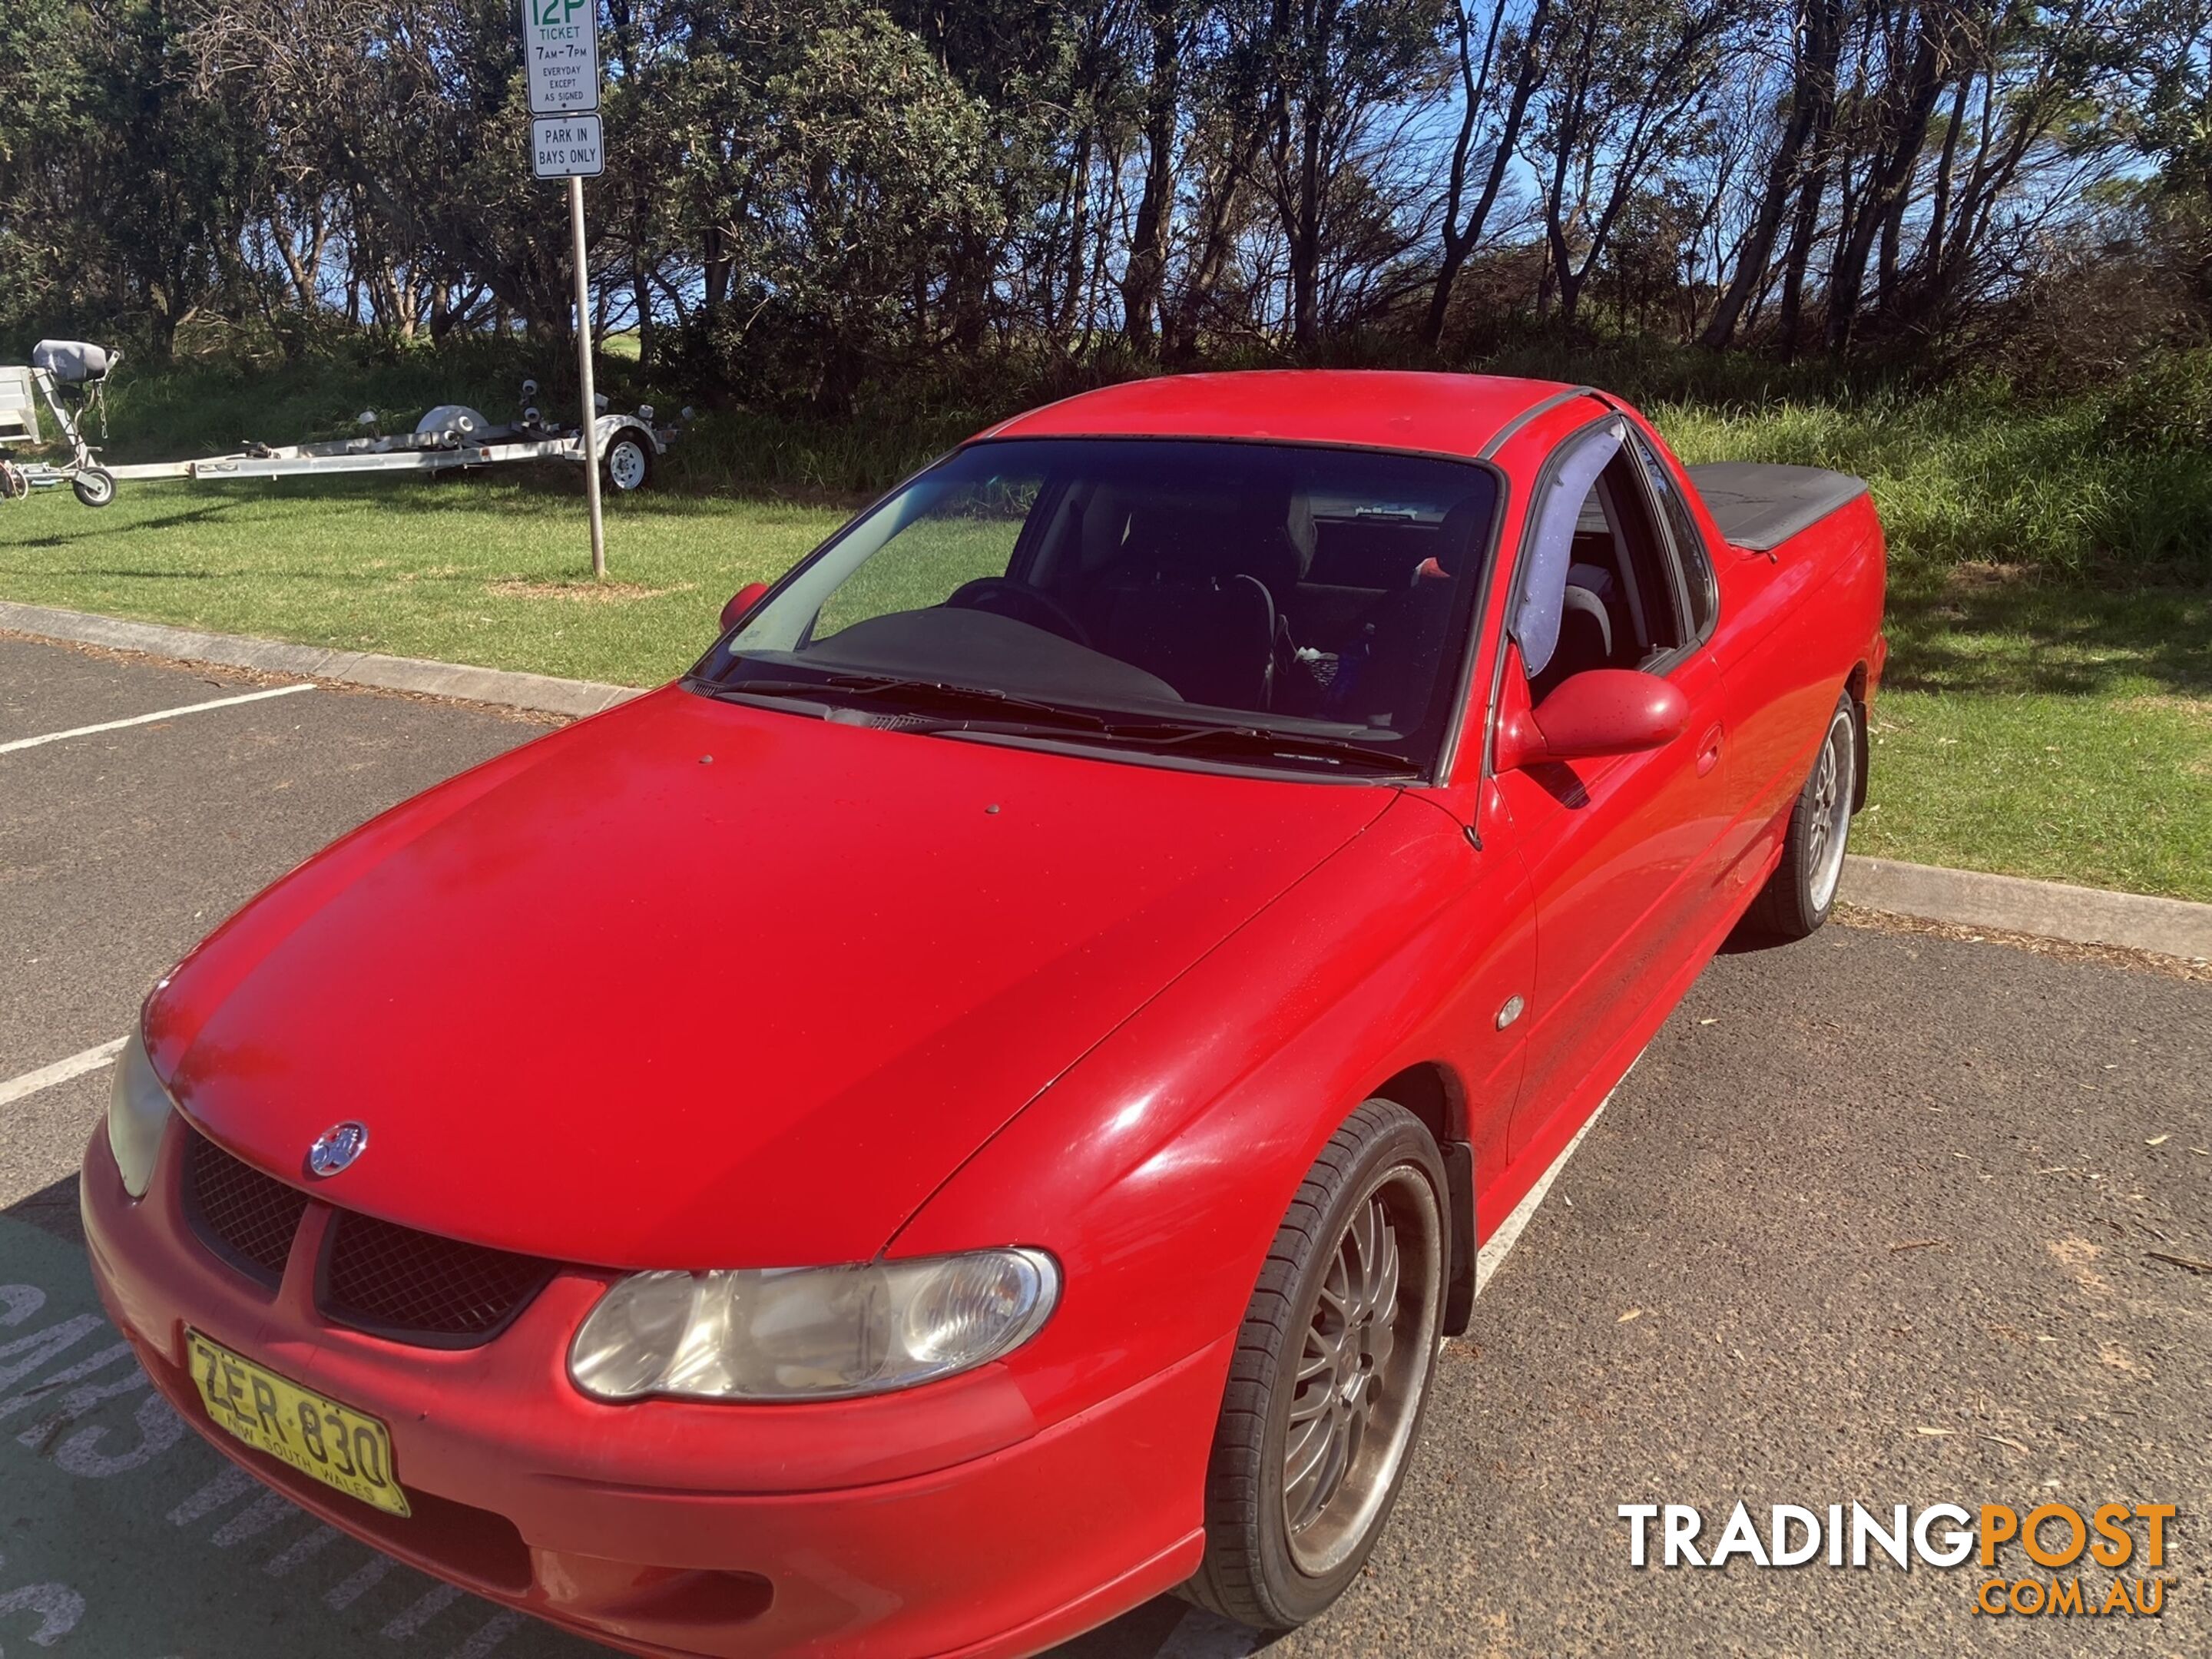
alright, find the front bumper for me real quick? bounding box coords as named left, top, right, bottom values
left=81, top=1118, right=1215, bottom=1658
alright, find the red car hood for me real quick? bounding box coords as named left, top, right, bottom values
left=147, top=687, right=1391, bottom=1268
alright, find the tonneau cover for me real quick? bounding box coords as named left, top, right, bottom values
left=1685, top=462, right=1868, bottom=552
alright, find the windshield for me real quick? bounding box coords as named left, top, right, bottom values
left=694, top=437, right=1498, bottom=779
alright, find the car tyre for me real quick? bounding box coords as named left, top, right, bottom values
left=1740, top=691, right=1860, bottom=943
left=1183, top=1098, right=1447, bottom=1631
left=71, top=466, right=117, bottom=508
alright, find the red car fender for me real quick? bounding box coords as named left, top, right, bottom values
left=1710, top=493, right=1889, bottom=838
left=890, top=792, right=1536, bottom=1435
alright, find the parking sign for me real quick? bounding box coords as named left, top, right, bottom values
left=532, top=113, right=604, bottom=178
left=522, top=0, right=599, bottom=116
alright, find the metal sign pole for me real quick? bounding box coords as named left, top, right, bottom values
left=568, top=174, right=605, bottom=580
left=525, top=0, right=606, bottom=578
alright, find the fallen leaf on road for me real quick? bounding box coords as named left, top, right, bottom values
left=2146, top=1135, right=2170, bottom=1146
left=1697, top=1018, right=1719, bottom=1026
left=1889, top=1238, right=1945, bottom=1252
left=1914, top=1427, right=1954, bottom=1438
left=1617, top=1309, right=1643, bottom=1323
left=2147, top=1252, right=2212, bottom=1276
left=1983, top=1435, right=2031, bottom=1454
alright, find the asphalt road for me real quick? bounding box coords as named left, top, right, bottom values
left=2, top=631, right=2205, bottom=1659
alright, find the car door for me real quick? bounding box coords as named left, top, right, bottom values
left=1625, top=419, right=1785, bottom=900
left=1488, top=417, right=1736, bottom=1164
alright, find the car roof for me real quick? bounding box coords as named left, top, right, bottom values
left=979, top=370, right=1585, bottom=460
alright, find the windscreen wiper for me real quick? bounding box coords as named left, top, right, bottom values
left=1088, top=721, right=1420, bottom=776
left=705, top=674, right=1113, bottom=730
left=701, top=674, right=1414, bottom=773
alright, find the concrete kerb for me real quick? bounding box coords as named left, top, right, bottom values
left=1840, top=856, right=2212, bottom=963
left=0, top=598, right=640, bottom=720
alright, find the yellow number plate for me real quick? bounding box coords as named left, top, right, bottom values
left=187, top=1330, right=411, bottom=1518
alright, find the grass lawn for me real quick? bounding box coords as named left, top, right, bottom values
left=1861, top=578, right=2210, bottom=901
left=1, top=443, right=2207, bottom=903
left=0, top=475, right=839, bottom=686
left=1660, top=392, right=2212, bottom=901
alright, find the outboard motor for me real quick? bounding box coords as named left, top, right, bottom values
left=31, top=340, right=115, bottom=385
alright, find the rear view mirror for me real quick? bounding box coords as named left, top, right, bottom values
left=720, top=581, right=771, bottom=633
left=1496, top=668, right=1688, bottom=770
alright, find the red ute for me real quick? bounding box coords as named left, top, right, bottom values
left=83, top=372, right=1886, bottom=1657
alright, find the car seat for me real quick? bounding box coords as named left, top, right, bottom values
left=1088, top=499, right=1283, bottom=717
left=1528, top=567, right=1615, bottom=704
left=1328, top=494, right=1488, bottom=730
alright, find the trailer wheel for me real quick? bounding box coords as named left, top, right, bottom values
left=602, top=434, right=652, bottom=493
left=72, top=467, right=117, bottom=508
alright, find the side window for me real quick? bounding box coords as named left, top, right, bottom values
left=1522, top=429, right=1687, bottom=701
left=1513, top=421, right=1623, bottom=685
left=1631, top=433, right=1717, bottom=644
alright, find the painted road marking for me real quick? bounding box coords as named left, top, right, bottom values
left=1475, top=1098, right=1608, bottom=1295
left=1472, top=1048, right=1644, bottom=1297
left=0, top=682, right=315, bottom=756
left=1, top=1230, right=552, bottom=1656
left=0, top=1036, right=124, bottom=1109
left=1156, top=1608, right=1260, bottom=1657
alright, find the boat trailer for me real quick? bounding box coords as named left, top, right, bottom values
left=0, top=340, right=123, bottom=505
left=0, top=340, right=676, bottom=508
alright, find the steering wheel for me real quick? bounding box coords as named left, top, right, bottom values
left=942, top=578, right=1092, bottom=648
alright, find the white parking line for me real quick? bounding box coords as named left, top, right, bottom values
left=0, top=1037, right=126, bottom=1109
left=1475, top=1099, right=1608, bottom=1296
left=1156, top=1608, right=1260, bottom=1658
left=0, top=682, right=316, bottom=756
left=1472, top=1047, right=1644, bottom=1297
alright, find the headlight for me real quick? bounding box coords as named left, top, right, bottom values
left=106, top=1028, right=174, bottom=1199
left=568, top=1249, right=1059, bottom=1403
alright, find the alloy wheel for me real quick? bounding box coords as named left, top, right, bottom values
left=1805, top=707, right=1855, bottom=912
left=1280, top=1164, right=1442, bottom=1576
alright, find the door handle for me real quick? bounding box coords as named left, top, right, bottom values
left=1696, top=724, right=1724, bottom=777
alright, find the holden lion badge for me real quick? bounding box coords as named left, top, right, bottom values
left=306, top=1121, right=369, bottom=1177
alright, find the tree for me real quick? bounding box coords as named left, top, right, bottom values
left=1245, top=0, right=1452, bottom=345
left=0, top=0, right=2174, bottom=389
left=1699, top=0, right=1845, bottom=349
left=1525, top=0, right=1740, bottom=328
left=1424, top=0, right=1551, bottom=349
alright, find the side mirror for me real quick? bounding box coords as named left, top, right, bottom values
left=720, top=581, right=771, bottom=633
left=1495, top=668, right=1689, bottom=770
